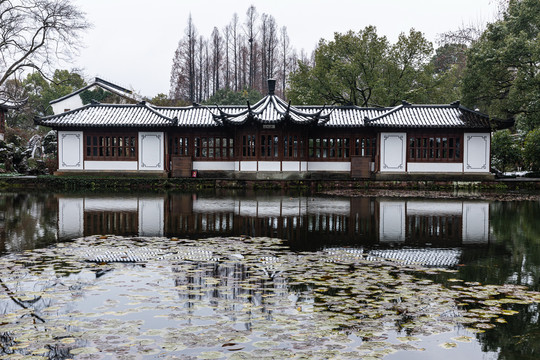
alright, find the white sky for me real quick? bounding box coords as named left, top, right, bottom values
left=71, top=0, right=499, bottom=98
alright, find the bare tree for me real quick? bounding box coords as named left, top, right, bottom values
left=280, top=26, right=290, bottom=97
left=169, top=14, right=198, bottom=102
left=260, top=13, right=278, bottom=90
left=230, top=13, right=240, bottom=91
left=211, top=27, right=222, bottom=96
left=0, top=0, right=90, bottom=96
left=223, top=23, right=231, bottom=89
left=244, top=5, right=258, bottom=89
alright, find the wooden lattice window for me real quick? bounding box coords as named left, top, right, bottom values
left=242, top=134, right=256, bottom=158
left=284, top=135, right=304, bottom=159
left=308, top=137, right=350, bottom=160
left=353, top=136, right=377, bottom=158
left=85, top=132, right=137, bottom=161
left=194, top=136, right=234, bottom=159
left=408, top=133, right=462, bottom=162
left=260, top=134, right=279, bottom=159
left=169, top=136, right=189, bottom=156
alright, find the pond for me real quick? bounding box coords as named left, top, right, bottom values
left=0, top=191, right=539, bottom=359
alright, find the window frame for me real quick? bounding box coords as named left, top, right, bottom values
left=407, top=132, right=462, bottom=162
left=84, top=131, right=138, bottom=161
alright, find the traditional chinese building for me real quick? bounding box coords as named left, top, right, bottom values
left=49, top=77, right=138, bottom=115
left=36, top=79, right=512, bottom=179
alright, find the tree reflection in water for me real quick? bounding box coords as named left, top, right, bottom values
left=0, top=191, right=540, bottom=359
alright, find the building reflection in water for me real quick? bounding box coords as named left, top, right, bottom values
left=57, top=193, right=490, bottom=253
left=53, top=194, right=492, bottom=332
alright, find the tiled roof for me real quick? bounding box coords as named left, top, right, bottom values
left=36, top=96, right=493, bottom=130
left=0, top=98, right=27, bottom=110
left=156, top=105, right=221, bottom=127
left=49, top=77, right=139, bottom=105
left=36, top=101, right=177, bottom=128
left=364, top=101, right=491, bottom=128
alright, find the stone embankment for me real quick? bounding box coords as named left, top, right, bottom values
left=0, top=175, right=539, bottom=200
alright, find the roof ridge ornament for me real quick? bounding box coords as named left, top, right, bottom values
left=450, top=100, right=461, bottom=107
left=267, top=79, right=276, bottom=95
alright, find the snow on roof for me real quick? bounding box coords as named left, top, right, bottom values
left=36, top=101, right=176, bottom=128
left=49, top=77, right=140, bottom=105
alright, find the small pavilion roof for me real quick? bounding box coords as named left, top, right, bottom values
left=207, top=79, right=333, bottom=126
left=36, top=101, right=177, bottom=128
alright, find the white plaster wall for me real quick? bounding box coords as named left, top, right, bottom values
left=380, top=133, right=406, bottom=172
left=307, top=162, right=350, bottom=172
left=379, top=200, right=405, bottom=242
left=193, top=161, right=235, bottom=171
left=84, top=197, right=139, bottom=212
left=84, top=161, right=138, bottom=171
left=464, top=133, right=490, bottom=173
left=462, top=202, right=489, bottom=244
left=300, top=161, right=308, bottom=171
left=234, top=161, right=240, bottom=171
left=258, top=161, right=281, bottom=171
left=139, top=132, right=164, bottom=170
left=0, top=133, right=4, bottom=141
left=139, top=198, right=164, bottom=236
left=407, top=201, right=463, bottom=215
left=58, top=198, right=83, bottom=239
left=239, top=161, right=257, bottom=171
left=282, top=161, right=301, bottom=171
left=58, top=131, right=83, bottom=170
left=51, top=96, right=84, bottom=114
left=407, top=162, right=463, bottom=173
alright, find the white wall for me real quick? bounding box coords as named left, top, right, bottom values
left=193, top=161, right=236, bottom=171
left=282, top=161, right=301, bottom=171
left=379, top=200, right=405, bottom=242
left=139, top=132, right=164, bottom=170
left=84, top=161, right=138, bottom=171
left=139, top=198, right=164, bottom=236
left=239, top=161, right=257, bottom=171
left=407, top=162, right=463, bottom=173
left=464, top=133, right=490, bottom=173
left=258, top=161, right=281, bottom=171
left=462, top=202, right=489, bottom=243
left=307, top=162, right=350, bottom=172
left=58, top=197, right=84, bottom=239
left=58, top=131, right=83, bottom=170
left=380, top=132, right=406, bottom=172
left=51, top=96, right=84, bottom=115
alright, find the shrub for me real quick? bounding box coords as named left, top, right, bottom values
left=491, top=129, right=522, bottom=173
left=523, top=128, right=540, bottom=172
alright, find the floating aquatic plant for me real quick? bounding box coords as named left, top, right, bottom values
left=0, top=235, right=538, bottom=359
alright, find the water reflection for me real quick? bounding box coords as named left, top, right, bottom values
left=56, top=193, right=490, bottom=250
left=2, top=192, right=540, bottom=359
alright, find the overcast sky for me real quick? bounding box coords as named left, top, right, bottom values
left=71, top=0, right=499, bottom=98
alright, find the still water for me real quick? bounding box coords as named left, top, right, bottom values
left=0, top=191, right=539, bottom=359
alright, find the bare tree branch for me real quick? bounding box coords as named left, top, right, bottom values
left=0, top=0, right=90, bottom=90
